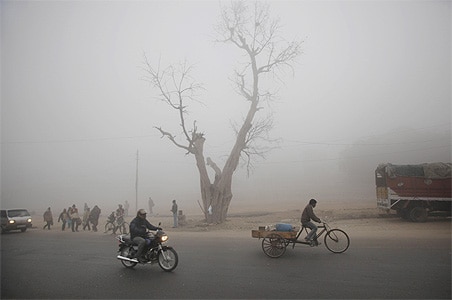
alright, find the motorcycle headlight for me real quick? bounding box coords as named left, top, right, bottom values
left=161, top=235, right=168, bottom=242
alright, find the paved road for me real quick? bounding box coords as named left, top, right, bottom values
left=1, top=222, right=450, bottom=299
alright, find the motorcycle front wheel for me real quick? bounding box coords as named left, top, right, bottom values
left=158, top=247, right=178, bottom=272
left=119, top=247, right=137, bottom=268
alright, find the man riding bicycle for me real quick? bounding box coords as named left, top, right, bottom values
left=301, top=199, right=321, bottom=244
left=115, top=204, right=126, bottom=234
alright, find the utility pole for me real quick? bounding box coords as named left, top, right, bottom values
left=135, top=149, right=139, bottom=213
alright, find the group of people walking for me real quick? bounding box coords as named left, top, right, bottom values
left=41, top=204, right=101, bottom=232
left=56, top=204, right=102, bottom=232
left=42, top=198, right=180, bottom=232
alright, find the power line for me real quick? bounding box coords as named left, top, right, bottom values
left=282, top=138, right=449, bottom=147
left=2, top=122, right=449, bottom=148
left=1, top=134, right=160, bottom=144
left=283, top=122, right=451, bottom=147
left=260, top=144, right=451, bottom=165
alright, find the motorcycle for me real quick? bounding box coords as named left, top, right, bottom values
left=116, top=225, right=178, bottom=272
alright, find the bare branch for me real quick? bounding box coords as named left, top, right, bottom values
left=216, top=1, right=302, bottom=95
left=154, top=126, right=191, bottom=152
left=206, top=157, right=222, bottom=177
left=143, top=57, right=205, bottom=153
left=257, top=39, right=302, bottom=74
left=230, top=112, right=280, bottom=176
left=215, top=1, right=301, bottom=170
left=244, top=115, right=280, bottom=170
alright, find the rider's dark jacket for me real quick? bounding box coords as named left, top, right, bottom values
left=130, top=217, right=159, bottom=240
left=301, top=204, right=321, bottom=224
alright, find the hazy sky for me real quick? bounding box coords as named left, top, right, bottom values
left=1, top=0, right=450, bottom=215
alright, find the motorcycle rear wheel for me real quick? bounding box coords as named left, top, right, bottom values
left=119, top=247, right=137, bottom=268
left=158, top=247, right=178, bottom=272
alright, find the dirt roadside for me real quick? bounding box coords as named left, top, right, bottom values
left=29, top=203, right=451, bottom=240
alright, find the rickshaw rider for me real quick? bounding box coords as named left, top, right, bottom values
left=301, top=199, right=322, bottom=243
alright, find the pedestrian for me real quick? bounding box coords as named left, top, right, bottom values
left=83, top=207, right=91, bottom=231
left=43, top=207, right=53, bottom=230
left=58, top=208, right=69, bottom=231
left=171, top=199, right=178, bottom=228
left=148, top=197, right=154, bottom=215
left=69, top=204, right=81, bottom=232
left=124, top=200, right=129, bottom=217
left=66, top=206, right=72, bottom=230
left=107, top=211, right=116, bottom=224
left=89, top=205, right=101, bottom=232
left=116, top=204, right=125, bottom=219
left=115, top=204, right=126, bottom=234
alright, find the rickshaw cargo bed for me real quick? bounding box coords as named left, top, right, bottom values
left=251, top=229, right=297, bottom=239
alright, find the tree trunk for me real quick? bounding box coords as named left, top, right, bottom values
left=196, top=157, right=233, bottom=223
left=194, top=103, right=258, bottom=223
left=210, top=175, right=233, bottom=223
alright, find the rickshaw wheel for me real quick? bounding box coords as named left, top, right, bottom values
left=261, top=233, right=286, bottom=258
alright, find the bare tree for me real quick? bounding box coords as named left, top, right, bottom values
left=144, top=1, right=302, bottom=223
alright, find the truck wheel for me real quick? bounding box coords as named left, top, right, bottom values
left=409, top=207, right=428, bottom=222
left=397, top=209, right=410, bottom=220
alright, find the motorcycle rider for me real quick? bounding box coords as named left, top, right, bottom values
left=129, top=209, right=161, bottom=262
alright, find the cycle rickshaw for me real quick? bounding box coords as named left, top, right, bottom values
left=251, top=222, right=350, bottom=258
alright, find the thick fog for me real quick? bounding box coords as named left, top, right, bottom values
left=1, top=1, right=450, bottom=216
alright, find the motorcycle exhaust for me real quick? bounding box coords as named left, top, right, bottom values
left=117, top=255, right=138, bottom=262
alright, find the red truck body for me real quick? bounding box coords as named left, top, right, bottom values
left=376, top=163, right=451, bottom=222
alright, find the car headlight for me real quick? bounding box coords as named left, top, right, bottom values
left=9, top=220, right=15, bottom=224
left=27, top=218, right=32, bottom=223
left=161, top=235, right=168, bottom=242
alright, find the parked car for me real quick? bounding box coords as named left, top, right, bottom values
left=1, top=209, right=33, bottom=233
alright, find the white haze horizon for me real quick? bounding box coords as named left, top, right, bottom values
left=1, top=1, right=450, bottom=216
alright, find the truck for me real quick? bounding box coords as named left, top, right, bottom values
left=376, top=162, right=451, bottom=222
